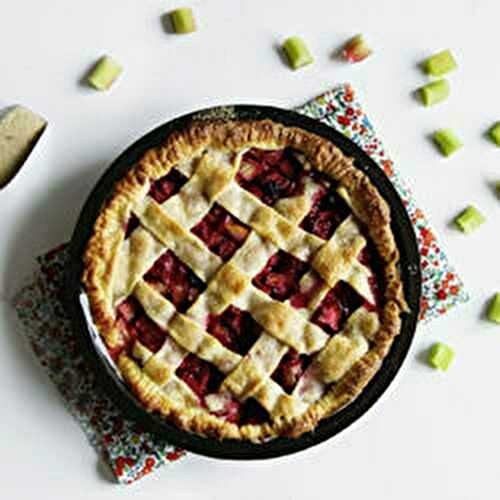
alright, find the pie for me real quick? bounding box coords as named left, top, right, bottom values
left=82, top=119, right=407, bottom=442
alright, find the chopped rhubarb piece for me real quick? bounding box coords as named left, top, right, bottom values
left=422, top=50, right=458, bottom=77
left=487, top=293, right=500, bottom=324
left=488, top=122, right=500, bottom=147
left=428, top=342, right=455, bottom=371
left=454, top=206, right=485, bottom=234
left=176, top=354, right=224, bottom=398
left=170, top=7, right=197, bottom=34
left=144, top=250, right=205, bottom=311
left=191, top=204, right=250, bottom=261
left=237, top=148, right=304, bottom=205
left=252, top=250, right=309, bottom=301
left=87, top=55, right=123, bottom=91
left=433, top=128, right=463, bottom=156
left=207, top=305, right=260, bottom=355
left=300, top=188, right=350, bottom=239
left=148, top=168, right=188, bottom=204
left=341, top=34, right=373, bottom=63
left=124, top=214, right=140, bottom=238
left=312, top=281, right=363, bottom=334
left=419, top=80, right=450, bottom=107
left=272, top=349, right=311, bottom=393
left=282, top=36, right=314, bottom=70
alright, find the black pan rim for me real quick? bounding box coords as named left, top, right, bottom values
left=65, top=104, right=421, bottom=460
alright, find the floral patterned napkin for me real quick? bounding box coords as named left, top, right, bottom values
left=12, top=84, right=468, bottom=485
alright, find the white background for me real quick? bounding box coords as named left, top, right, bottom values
left=1, top=1, right=499, bottom=498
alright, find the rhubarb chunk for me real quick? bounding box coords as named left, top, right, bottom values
left=341, top=34, right=372, bottom=63
left=488, top=122, right=500, bottom=146
left=422, top=50, right=457, bottom=77
left=487, top=293, right=500, bottom=324
left=87, top=56, right=123, bottom=90
left=282, top=36, right=314, bottom=70
left=419, top=79, right=450, bottom=106
left=454, top=206, right=485, bottom=234
left=170, top=7, right=197, bottom=34
left=433, top=128, right=462, bottom=156
left=428, top=342, right=455, bottom=371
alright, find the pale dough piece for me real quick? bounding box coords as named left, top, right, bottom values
left=0, top=106, right=47, bottom=187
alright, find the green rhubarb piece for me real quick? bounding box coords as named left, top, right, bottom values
left=488, top=122, right=500, bottom=146
left=454, top=206, right=485, bottom=233
left=487, top=293, right=500, bottom=323
left=422, top=50, right=457, bottom=77
left=433, top=128, right=463, bottom=156
left=87, top=56, right=123, bottom=91
left=0, top=106, right=47, bottom=188
left=495, top=181, right=500, bottom=196
left=282, top=36, right=314, bottom=70
left=170, top=7, right=196, bottom=34
left=428, top=342, right=455, bottom=371
left=418, top=79, right=450, bottom=106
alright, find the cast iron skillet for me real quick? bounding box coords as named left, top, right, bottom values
left=66, top=105, right=421, bottom=460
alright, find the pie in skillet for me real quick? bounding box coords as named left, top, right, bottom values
left=82, top=119, right=407, bottom=442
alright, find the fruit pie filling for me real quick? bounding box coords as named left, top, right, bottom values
left=115, top=148, right=384, bottom=424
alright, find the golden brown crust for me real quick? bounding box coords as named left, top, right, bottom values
left=82, top=119, right=407, bottom=442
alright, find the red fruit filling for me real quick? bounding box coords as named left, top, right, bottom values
left=148, top=168, right=188, bottom=204
left=289, top=272, right=324, bottom=309
left=209, top=395, right=270, bottom=426
left=207, top=305, right=260, bottom=355
left=191, top=204, right=250, bottom=261
left=124, top=214, right=140, bottom=238
left=176, top=354, right=224, bottom=398
left=239, top=398, right=270, bottom=425
left=252, top=250, right=309, bottom=301
left=272, top=349, right=311, bottom=394
left=175, top=354, right=270, bottom=424
left=210, top=395, right=242, bottom=423
left=236, top=148, right=304, bottom=205
left=300, top=188, right=350, bottom=240
left=116, top=297, right=167, bottom=354
left=144, top=250, right=205, bottom=312
left=357, top=243, right=384, bottom=310
left=312, top=281, right=363, bottom=335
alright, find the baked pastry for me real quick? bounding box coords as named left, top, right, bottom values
left=83, top=119, right=406, bottom=442
left=0, top=105, right=47, bottom=188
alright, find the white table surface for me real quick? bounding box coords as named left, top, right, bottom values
left=1, top=1, right=499, bottom=498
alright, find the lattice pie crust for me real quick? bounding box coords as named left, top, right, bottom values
left=83, top=120, right=406, bottom=442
